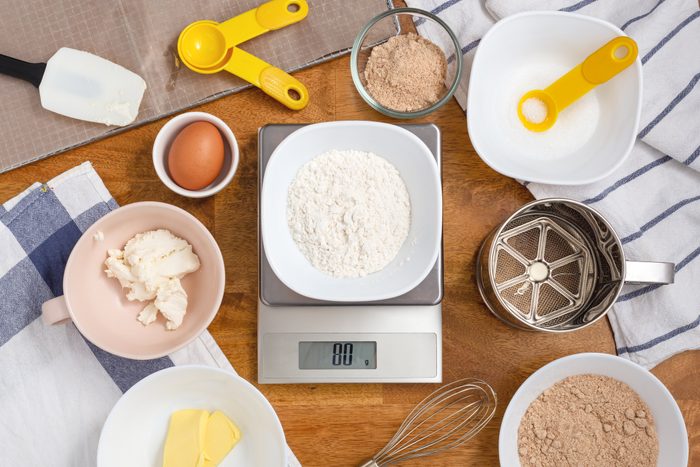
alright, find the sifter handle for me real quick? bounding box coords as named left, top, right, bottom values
left=624, top=261, right=675, bottom=284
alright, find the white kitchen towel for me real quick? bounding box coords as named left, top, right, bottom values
left=406, top=0, right=700, bottom=368
left=0, top=162, right=300, bottom=467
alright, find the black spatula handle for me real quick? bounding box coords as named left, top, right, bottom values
left=0, top=54, right=46, bottom=88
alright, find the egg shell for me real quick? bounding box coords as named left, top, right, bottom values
left=167, top=121, right=225, bottom=191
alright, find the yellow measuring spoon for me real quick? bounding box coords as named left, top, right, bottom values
left=517, top=36, right=638, bottom=132
left=178, top=0, right=310, bottom=110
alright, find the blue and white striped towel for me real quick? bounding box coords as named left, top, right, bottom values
left=406, top=0, right=700, bottom=368
left=0, top=162, right=300, bottom=466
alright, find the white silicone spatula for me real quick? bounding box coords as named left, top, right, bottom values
left=0, top=47, right=146, bottom=126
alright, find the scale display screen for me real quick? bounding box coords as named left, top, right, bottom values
left=299, top=341, right=377, bottom=370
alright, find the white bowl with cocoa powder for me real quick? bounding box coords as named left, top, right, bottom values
left=500, top=353, right=687, bottom=466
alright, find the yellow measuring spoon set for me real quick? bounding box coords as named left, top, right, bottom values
left=178, top=0, right=310, bottom=110
left=518, top=36, right=638, bottom=132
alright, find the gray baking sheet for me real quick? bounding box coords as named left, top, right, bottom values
left=0, top=0, right=395, bottom=173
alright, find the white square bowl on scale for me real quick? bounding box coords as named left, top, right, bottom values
left=260, top=121, right=442, bottom=302
left=467, top=12, right=642, bottom=185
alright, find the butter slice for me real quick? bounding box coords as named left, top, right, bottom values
left=163, top=409, right=241, bottom=467
left=163, top=409, right=208, bottom=467
left=203, top=411, right=242, bottom=466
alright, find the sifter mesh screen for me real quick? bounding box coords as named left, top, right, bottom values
left=551, top=260, right=582, bottom=295
left=536, top=283, right=571, bottom=317
left=544, top=229, right=576, bottom=262
left=501, top=281, right=533, bottom=317
left=505, top=228, right=540, bottom=261
left=495, top=248, right=526, bottom=283
left=492, top=215, right=592, bottom=326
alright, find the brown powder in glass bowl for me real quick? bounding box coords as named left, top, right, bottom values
left=363, top=32, right=447, bottom=112
left=518, top=374, right=658, bottom=467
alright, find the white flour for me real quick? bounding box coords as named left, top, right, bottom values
left=287, top=149, right=411, bottom=278
left=503, top=63, right=601, bottom=159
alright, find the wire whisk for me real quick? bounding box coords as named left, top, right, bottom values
left=360, top=378, right=497, bottom=466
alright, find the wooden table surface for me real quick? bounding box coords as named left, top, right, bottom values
left=1, top=55, right=698, bottom=466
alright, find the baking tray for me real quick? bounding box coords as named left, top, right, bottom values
left=0, top=0, right=396, bottom=173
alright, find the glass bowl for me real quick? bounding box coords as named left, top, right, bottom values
left=350, top=7, right=463, bottom=119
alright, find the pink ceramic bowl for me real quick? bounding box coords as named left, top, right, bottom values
left=41, top=202, right=225, bottom=360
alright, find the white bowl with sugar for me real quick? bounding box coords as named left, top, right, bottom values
left=467, top=12, right=642, bottom=185
left=261, top=121, right=442, bottom=302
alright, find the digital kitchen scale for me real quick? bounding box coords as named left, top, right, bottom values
left=257, top=124, right=443, bottom=384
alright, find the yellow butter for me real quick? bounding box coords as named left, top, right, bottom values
left=163, top=409, right=241, bottom=467
left=163, top=409, right=208, bottom=467
left=203, top=411, right=242, bottom=466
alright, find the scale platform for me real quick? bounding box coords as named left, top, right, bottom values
left=257, top=124, right=443, bottom=384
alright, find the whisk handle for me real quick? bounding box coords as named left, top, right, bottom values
left=359, top=460, right=380, bottom=467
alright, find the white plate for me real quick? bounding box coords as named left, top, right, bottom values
left=261, top=121, right=442, bottom=302
left=97, top=366, right=287, bottom=467
left=499, top=353, right=688, bottom=466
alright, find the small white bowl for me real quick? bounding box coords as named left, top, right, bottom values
left=261, top=121, right=442, bottom=302
left=153, top=111, right=239, bottom=198
left=499, top=353, right=688, bottom=466
left=97, top=365, right=287, bottom=467
left=467, top=12, right=642, bottom=185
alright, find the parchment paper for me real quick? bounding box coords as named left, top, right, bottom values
left=0, top=0, right=395, bottom=173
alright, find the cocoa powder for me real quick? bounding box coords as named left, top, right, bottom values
left=518, top=374, right=658, bottom=466
left=363, top=32, right=447, bottom=112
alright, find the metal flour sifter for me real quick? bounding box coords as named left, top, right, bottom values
left=477, top=199, right=675, bottom=332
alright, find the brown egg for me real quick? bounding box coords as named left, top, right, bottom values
left=167, top=121, right=225, bottom=190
